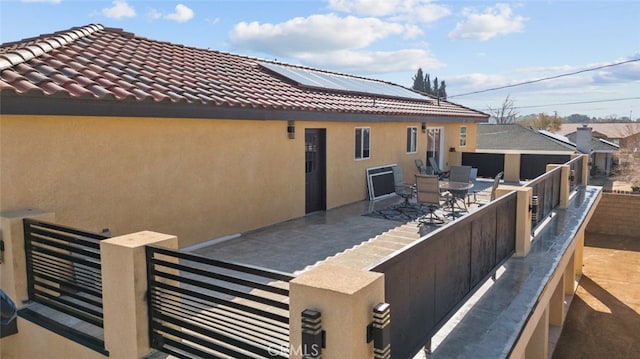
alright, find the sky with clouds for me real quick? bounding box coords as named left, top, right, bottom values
left=1, top=0, right=639, bottom=119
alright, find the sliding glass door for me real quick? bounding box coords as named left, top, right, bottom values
left=426, top=127, right=444, bottom=172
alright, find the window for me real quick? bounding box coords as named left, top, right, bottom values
left=355, top=127, right=370, bottom=160
left=406, top=127, right=418, bottom=153
left=460, top=126, right=467, bottom=147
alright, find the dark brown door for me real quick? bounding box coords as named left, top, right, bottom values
left=305, top=129, right=326, bottom=213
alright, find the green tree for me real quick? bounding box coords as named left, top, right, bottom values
left=433, top=77, right=439, bottom=97
left=424, top=73, right=432, bottom=94
left=519, top=112, right=563, bottom=131
left=439, top=80, right=447, bottom=99
left=412, top=68, right=425, bottom=92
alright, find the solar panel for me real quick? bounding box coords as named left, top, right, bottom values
left=598, top=138, right=619, bottom=148
left=539, top=130, right=576, bottom=146
left=259, top=62, right=430, bottom=101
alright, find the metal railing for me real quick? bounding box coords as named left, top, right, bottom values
left=22, top=218, right=108, bottom=328
left=21, top=218, right=110, bottom=355
left=525, top=165, right=562, bottom=229
left=566, top=155, right=585, bottom=190
left=146, top=245, right=295, bottom=359
left=367, top=191, right=518, bottom=359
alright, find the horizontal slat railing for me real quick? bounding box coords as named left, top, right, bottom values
left=20, top=218, right=110, bottom=355
left=146, top=245, right=295, bottom=359
left=22, top=218, right=108, bottom=327
left=367, top=191, right=518, bottom=359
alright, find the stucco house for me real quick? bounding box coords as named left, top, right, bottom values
left=1, top=24, right=488, bottom=247
left=467, top=124, right=618, bottom=180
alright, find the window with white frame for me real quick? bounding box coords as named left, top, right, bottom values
left=355, top=127, right=370, bottom=160
left=406, top=127, right=418, bottom=153
left=460, top=126, right=467, bottom=147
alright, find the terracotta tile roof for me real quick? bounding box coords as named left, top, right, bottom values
left=1, top=24, right=488, bottom=121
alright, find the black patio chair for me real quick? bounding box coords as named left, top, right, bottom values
left=428, top=157, right=449, bottom=179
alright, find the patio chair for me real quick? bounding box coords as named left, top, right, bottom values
left=490, top=171, right=504, bottom=201
left=428, top=157, right=449, bottom=179
left=448, top=165, right=472, bottom=211
left=466, top=167, right=479, bottom=205
left=392, top=165, right=415, bottom=206
left=415, top=159, right=428, bottom=174
left=476, top=171, right=504, bottom=206
left=415, top=174, right=445, bottom=225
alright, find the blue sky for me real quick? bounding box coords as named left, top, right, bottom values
left=1, top=0, right=639, bottom=119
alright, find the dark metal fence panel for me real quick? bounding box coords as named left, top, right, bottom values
left=368, top=192, right=517, bottom=359
left=496, top=196, right=517, bottom=259
left=520, top=154, right=571, bottom=180
left=22, top=218, right=108, bottom=328
left=527, top=166, right=562, bottom=228
left=567, top=156, right=584, bottom=190
left=146, top=246, right=295, bottom=359
left=461, top=152, right=505, bottom=178
left=470, top=207, right=497, bottom=288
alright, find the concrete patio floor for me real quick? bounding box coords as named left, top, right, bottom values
left=190, top=178, right=495, bottom=274
left=552, top=232, right=640, bottom=359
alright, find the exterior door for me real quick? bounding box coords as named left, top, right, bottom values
left=305, top=129, right=326, bottom=214
left=426, top=127, right=444, bottom=172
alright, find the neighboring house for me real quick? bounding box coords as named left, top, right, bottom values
left=468, top=124, right=618, bottom=180
left=556, top=123, right=640, bottom=151
left=0, top=24, right=489, bottom=247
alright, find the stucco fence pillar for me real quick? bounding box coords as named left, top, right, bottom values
left=289, top=264, right=386, bottom=359
left=495, top=186, right=533, bottom=257
left=100, top=231, right=178, bottom=358
left=0, top=209, right=55, bottom=307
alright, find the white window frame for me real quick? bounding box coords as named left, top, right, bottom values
left=459, top=126, right=467, bottom=147
left=406, top=127, right=418, bottom=153
left=355, top=127, right=371, bottom=160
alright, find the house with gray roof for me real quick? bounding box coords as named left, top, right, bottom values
left=468, top=124, right=618, bottom=180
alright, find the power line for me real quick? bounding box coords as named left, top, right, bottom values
left=449, top=58, right=640, bottom=99
left=495, top=96, right=640, bottom=111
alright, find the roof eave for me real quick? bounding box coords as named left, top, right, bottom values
left=0, top=94, right=489, bottom=123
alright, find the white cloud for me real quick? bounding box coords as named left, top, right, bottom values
left=102, top=0, right=136, bottom=20
left=164, top=4, right=194, bottom=23
left=297, top=48, right=445, bottom=75
left=229, top=14, right=405, bottom=55
left=327, top=0, right=451, bottom=22
left=449, top=3, right=526, bottom=41
left=147, top=9, right=162, bottom=21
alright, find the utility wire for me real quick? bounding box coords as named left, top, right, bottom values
left=449, top=58, right=640, bottom=99
left=486, top=96, right=640, bottom=111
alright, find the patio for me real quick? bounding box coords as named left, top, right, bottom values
left=191, top=178, right=497, bottom=275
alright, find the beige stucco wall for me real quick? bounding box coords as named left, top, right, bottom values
left=1, top=115, right=477, bottom=247
left=1, top=318, right=106, bottom=359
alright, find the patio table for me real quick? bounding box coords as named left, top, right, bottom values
left=439, top=181, right=474, bottom=218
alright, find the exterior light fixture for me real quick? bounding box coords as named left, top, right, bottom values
left=301, top=309, right=325, bottom=358
left=367, top=302, right=391, bottom=359
left=287, top=120, right=296, bottom=139
left=530, top=195, right=539, bottom=223
left=421, top=122, right=427, bottom=133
